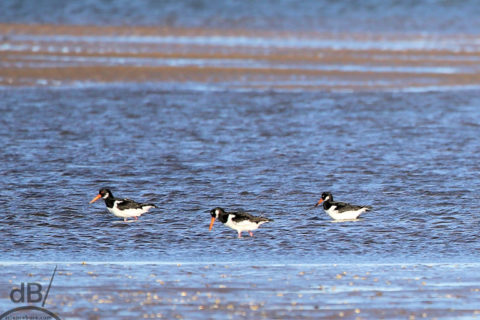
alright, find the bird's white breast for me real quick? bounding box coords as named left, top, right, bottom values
left=225, top=215, right=261, bottom=232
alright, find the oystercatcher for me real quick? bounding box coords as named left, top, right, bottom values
left=314, top=192, right=371, bottom=220
left=209, top=207, right=272, bottom=238
left=89, top=188, right=157, bottom=222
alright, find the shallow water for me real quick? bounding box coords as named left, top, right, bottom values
left=3, top=0, right=480, bottom=34
left=3, top=2, right=480, bottom=320
left=2, top=0, right=480, bottom=265
left=2, top=262, right=480, bottom=319
left=2, top=86, right=480, bottom=263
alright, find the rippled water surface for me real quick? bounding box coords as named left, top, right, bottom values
left=3, top=0, right=480, bottom=33
left=2, top=86, right=480, bottom=263
left=2, top=3, right=480, bottom=320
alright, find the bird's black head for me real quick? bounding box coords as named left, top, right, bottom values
left=210, top=207, right=225, bottom=219
left=321, top=192, right=333, bottom=201
left=314, top=192, right=333, bottom=207
left=90, top=188, right=113, bottom=204
left=99, top=188, right=112, bottom=198
left=209, top=207, right=226, bottom=231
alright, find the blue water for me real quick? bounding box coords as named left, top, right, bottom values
left=2, top=85, right=480, bottom=263
left=2, top=0, right=480, bottom=34
left=2, top=262, right=480, bottom=319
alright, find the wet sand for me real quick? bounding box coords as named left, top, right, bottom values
left=1, top=262, right=480, bottom=319
left=2, top=23, right=480, bottom=90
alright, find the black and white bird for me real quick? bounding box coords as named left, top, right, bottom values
left=209, top=207, right=272, bottom=238
left=89, top=188, right=157, bottom=222
left=314, top=192, right=371, bottom=220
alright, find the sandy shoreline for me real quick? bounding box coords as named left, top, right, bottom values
left=1, top=262, right=480, bottom=319
left=2, top=23, right=480, bottom=90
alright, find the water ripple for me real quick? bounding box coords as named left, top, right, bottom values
left=2, top=87, right=480, bottom=263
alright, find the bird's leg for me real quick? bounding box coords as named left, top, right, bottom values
left=249, top=231, right=254, bottom=237
left=238, top=231, right=242, bottom=238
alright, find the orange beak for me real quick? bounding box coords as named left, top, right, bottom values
left=209, top=217, right=216, bottom=231
left=314, top=199, right=323, bottom=207
left=89, top=194, right=102, bottom=204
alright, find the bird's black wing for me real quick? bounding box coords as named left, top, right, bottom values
left=332, top=201, right=370, bottom=213
left=116, top=198, right=145, bottom=210
left=231, top=211, right=271, bottom=223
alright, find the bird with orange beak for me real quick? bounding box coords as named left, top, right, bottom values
left=314, top=192, right=371, bottom=220
left=90, top=188, right=157, bottom=222
left=209, top=207, right=272, bottom=238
